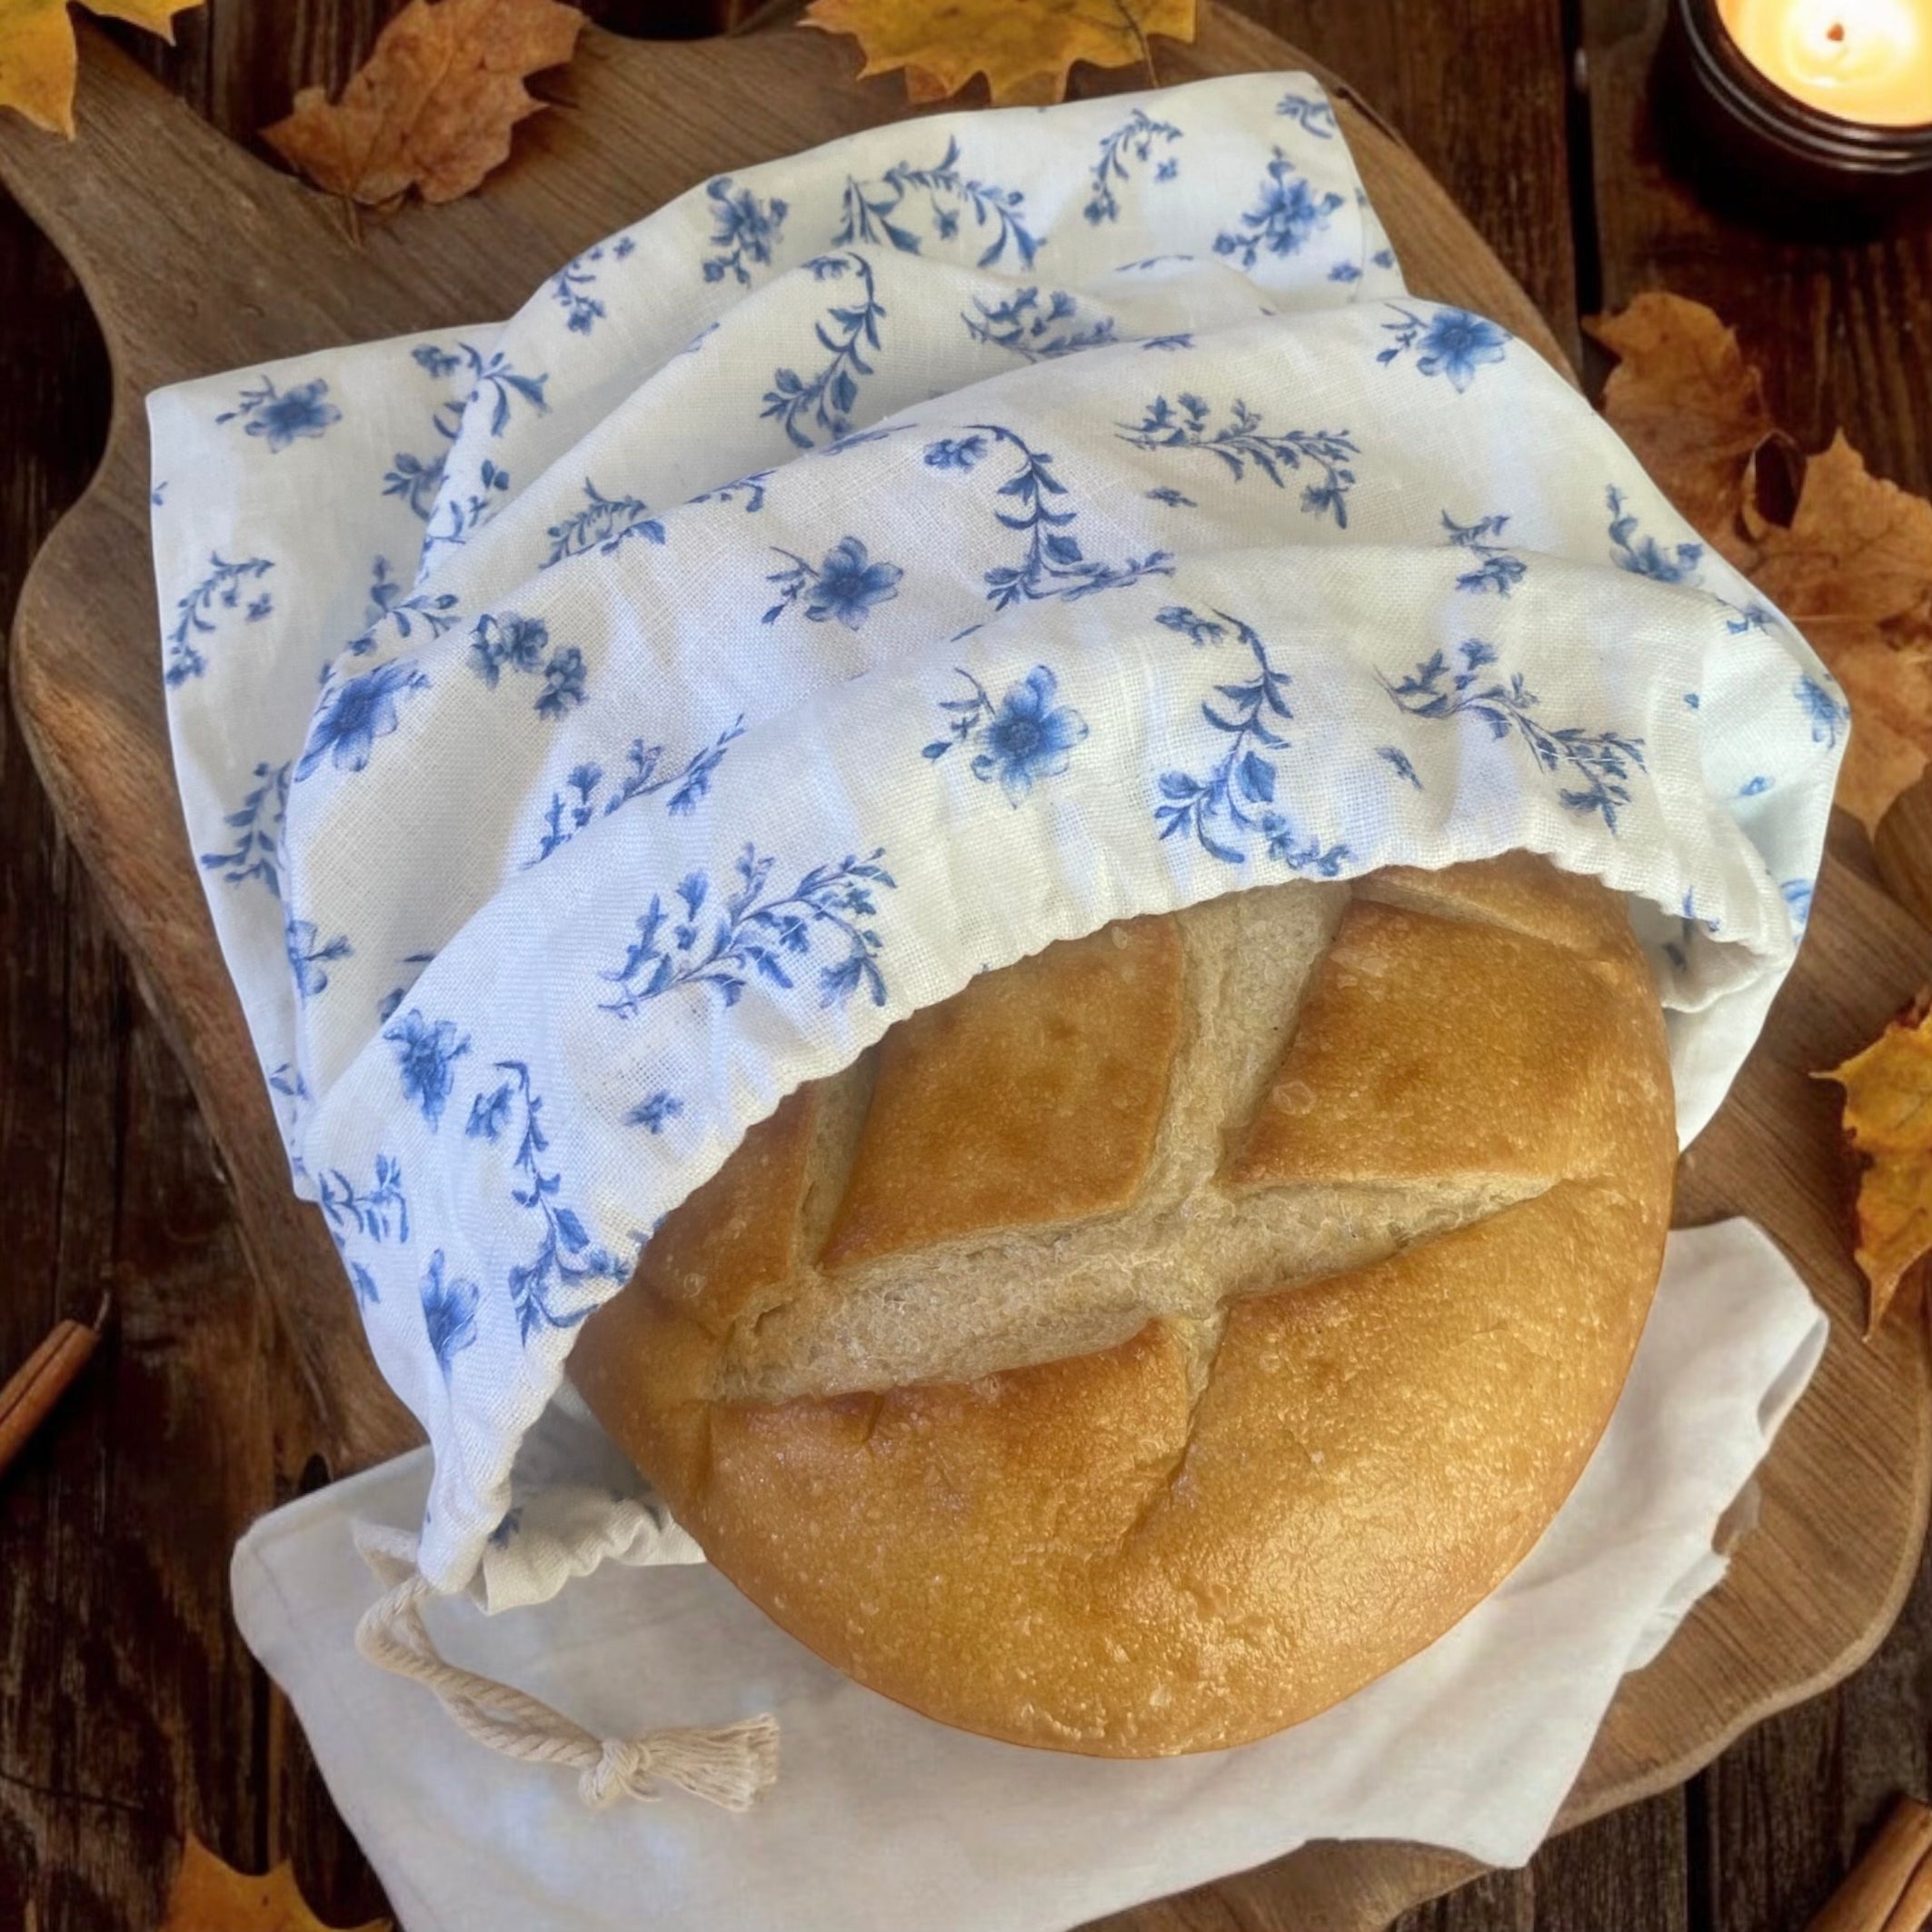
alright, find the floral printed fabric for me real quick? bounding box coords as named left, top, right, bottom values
left=152, top=75, right=1843, bottom=1595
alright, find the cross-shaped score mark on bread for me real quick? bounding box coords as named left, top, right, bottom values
left=575, top=852, right=1676, bottom=1757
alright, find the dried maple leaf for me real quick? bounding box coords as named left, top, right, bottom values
left=1592, top=293, right=1932, bottom=835
left=802, top=0, right=1196, bottom=105
left=1817, top=994, right=1932, bottom=1334
left=1586, top=292, right=1778, bottom=567
left=1743, top=434, right=1932, bottom=833
left=159, top=1834, right=390, bottom=1932
left=0, top=0, right=203, bottom=137
left=262, top=0, right=583, bottom=207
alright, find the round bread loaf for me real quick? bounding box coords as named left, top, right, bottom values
left=574, top=851, right=1677, bottom=1755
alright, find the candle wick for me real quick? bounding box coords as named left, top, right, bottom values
left=1826, top=20, right=1847, bottom=40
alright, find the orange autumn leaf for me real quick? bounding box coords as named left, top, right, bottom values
left=802, top=0, right=1195, bottom=105
left=1743, top=434, right=1932, bottom=834
left=158, top=1834, right=390, bottom=1932
left=0, top=0, right=202, bottom=137
left=1587, top=292, right=1778, bottom=566
left=1817, top=995, right=1932, bottom=1335
left=1590, top=292, right=1932, bottom=837
left=263, top=0, right=584, bottom=207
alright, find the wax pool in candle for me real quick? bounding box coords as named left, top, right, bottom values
left=1720, top=0, right=1932, bottom=124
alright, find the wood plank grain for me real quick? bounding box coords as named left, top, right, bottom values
left=3, top=7, right=1928, bottom=1932
left=1532, top=1791, right=1692, bottom=1931
left=0, top=5, right=391, bottom=1924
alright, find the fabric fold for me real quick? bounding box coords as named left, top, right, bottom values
left=154, top=74, right=1846, bottom=1590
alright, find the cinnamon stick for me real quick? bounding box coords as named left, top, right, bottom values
left=1879, top=1847, right=1932, bottom=1932
left=0, top=1296, right=109, bottom=1479
left=1808, top=1798, right=1932, bottom=1932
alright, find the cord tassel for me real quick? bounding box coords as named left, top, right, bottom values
left=352, top=1520, right=779, bottom=1811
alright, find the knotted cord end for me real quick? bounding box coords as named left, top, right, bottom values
left=350, top=1517, right=780, bottom=1813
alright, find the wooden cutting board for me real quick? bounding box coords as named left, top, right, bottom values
left=2, top=14, right=1927, bottom=1930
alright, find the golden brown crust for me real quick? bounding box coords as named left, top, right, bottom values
left=634, top=1089, right=818, bottom=1329
left=822, top=916, right=1183, bottom=1268
left=574, top=855, right=1677, bottom=1756
left=1231, top=894, right=1660, bottom=1191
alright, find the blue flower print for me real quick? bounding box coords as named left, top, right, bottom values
left=1154, top=606, right=1350, bottom=872
left=626, top=1090, right=683, bottom=1134
left=1380, top=639, right=1647, bottom=832
left=544, top=481, right=665, bottom=566
left=538, top=648, right=588, bottom=719
left=488, top=1508, right=523, bottom=1548
left=930, top=423, right=1171, bottom=608
left=419, top=1250, right=481, bottom=1382
left=924, top=434, right=987, bottom=472
left=441, top=344, right=549, bottom=440
left=762, top=254, right=885, bottom=450
left=528, top=718, right=743, bottom=865
left=423, top=460, right=512, bottom=559
left=1214, top=150, right=1343, bottom=270
left=528, top=719, right=742, bottom=866
left=466, top=1061, right=624, bottom=1340
left=383, top=1009, right=471, bottom=1129
left=319, top=1155, right=408, bottom=1303
left=356, top=555, right=460, bottom=649
left=1084, top=108, right=1182, bottom=224
left=386, top=344, right=541, bottom=550
left=1277, top=91, right=1337, bottom=135
left=383, top=448, right=445, bottom=523
left=963, top=287, right=1118, bottom=362
left=1795, top=673, right=1851, bottom=747
left=468, top=611, right=590, bottom=717
left=834, top=137, right=1040, bottom=269
left=762, top=536, right=904, bottom=630
left=1155, top=604, right=1228, bottom=648
left=216, top=375, right=341, bottom=452
left=922, top=665, right=1089, bottom=804
left=549, top=235, right=634, bottom=334
left=468, top=1079, right=514, bottom=1142
left=1377, top=744, right=1422, bottom=789
left=601, top=846, right=896, bottom=1020
left=702, top=175, right=789, bottom=284
left=1443, top=511, right=1527, bottom=594
left=1781, top=878, right=1814, bottom=930
left=286, top=916, right=353, bottom=1001
left=1378, top=305, right=1510, bottom=393
left=1606, top=485, right=1703, bottom=583
left=294, top=657, right=431, bottom=781
left=200, top=760, right=290, bottom=896
left=1117, top=394, right=1358, bottom=527
left=690, top=467, right=772, bottom=513
left=164, top=553, right=274, bottom=687
left=1738, top=774, right=1775, bottom=797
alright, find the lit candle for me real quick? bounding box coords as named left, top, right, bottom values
left=1719, top=0, right=1932, bottom=125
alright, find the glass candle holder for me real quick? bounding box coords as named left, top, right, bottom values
left=1657, top=0, right=1932, bottom=228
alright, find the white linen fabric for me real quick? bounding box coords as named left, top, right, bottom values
left=152, top=74, right=1847, bottom=1597
left=231, top=1220, right=1828, bottom=1928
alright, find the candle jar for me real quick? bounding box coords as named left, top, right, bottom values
left=1658, top=0, right=1932, bottom=228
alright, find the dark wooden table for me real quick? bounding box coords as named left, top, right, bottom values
left=3, top=3, right=1928, bottom=1927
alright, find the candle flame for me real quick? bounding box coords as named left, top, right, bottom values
left=1721, top=0, right=1932, bottom=123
